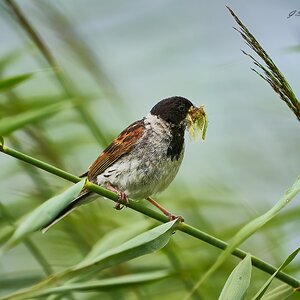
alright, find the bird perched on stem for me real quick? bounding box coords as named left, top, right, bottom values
left=43, top=96, right=207, bottom=232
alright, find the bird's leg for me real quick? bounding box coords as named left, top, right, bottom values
left=106, top=183, right=129, bottom=210
left=146, top=197, right=184, bottom=222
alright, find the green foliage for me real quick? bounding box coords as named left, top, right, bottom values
left=0, top=73, right=33, bottom=91
left=192, top=177, right=300, bottom=290
left=253, top=248, right=300, bottom=299
left=0, top=102, right=71, bottom=136
left=218, top=254, right=252, bottom=300
left=0, top=222, right=178, bottom=300
left=74, top=219, right=179, bottom=271
left=260, top=285, right=295, bottom=300
left=0, top=2, right=299, bottom=300
left=1, top=180, right=85, bottom=252
left=29, top=271, right=171, bottom=297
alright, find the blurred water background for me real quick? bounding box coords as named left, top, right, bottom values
left=0, top=1, right=299, bottom=299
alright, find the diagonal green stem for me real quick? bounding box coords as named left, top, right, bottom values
left=4, top=0, right=109, bottom=147
left=0, top=144, right=299, bottom=291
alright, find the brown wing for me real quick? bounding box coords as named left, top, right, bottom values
left=86, top=119, right=145, bottom=181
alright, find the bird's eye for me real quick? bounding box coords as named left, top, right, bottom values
left=178, top=104, right=185, bottom=112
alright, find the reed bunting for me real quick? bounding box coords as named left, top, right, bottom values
left=43, top=96, right=207, bottom=231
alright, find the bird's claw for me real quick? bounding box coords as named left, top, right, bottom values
left=114, top=191, right=129, bottom=210
left=167, top=213, right=185, bottom=223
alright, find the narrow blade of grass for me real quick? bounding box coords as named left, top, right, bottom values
left=0, top=73, right=33, bottom=91
left=0, top=220, right=179, bottom=300
left=0, top=180, right=85, bottom=253
left=35, top=2, right=126, bottom=109
left=7, top=95, right=77, bottom=111
left=0, top=102, right=71, bottom=136
left=29, top=271, right=170, bottom=297
left=3, top=0, right=110, bottom=147
left=253, top=247, right=300, bottom=299
left=218, top=253, right=252, bottom=300
left=185, top=176, right=300, bottom=298
left=261, top=284, right=295, bottom=300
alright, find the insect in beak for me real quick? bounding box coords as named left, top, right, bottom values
left=186, top=105, right=208, bottom=140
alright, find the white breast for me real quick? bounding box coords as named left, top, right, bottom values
left=97, top=114, right=184, bottom=199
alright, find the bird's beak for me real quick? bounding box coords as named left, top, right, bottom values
left=186, top=105, right=208, bottom=140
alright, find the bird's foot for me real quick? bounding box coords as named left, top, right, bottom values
left=166, top=213, right=185, bottom=222
left=114, top=191, right=129, bottom=210
left=146, top=197, right=185, bottom=222
left=106, top=183, right=129, bottom=210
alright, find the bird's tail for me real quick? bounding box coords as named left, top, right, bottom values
left=41, top=189, right=91, bottom=233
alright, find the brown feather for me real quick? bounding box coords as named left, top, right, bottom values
left=87, top=120, right=145, bottom=181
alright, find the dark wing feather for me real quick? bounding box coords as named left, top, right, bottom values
left=42, top=120, right=145, bottom=232
left=87, top=119, right=145, bottom=181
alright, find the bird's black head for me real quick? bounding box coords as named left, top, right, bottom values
left=150, top=96, right=194, bottom=126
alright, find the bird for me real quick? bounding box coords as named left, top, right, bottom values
left=42, top=96, right=202, bottom=232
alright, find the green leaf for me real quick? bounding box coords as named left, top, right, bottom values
left=194, top=176, right=300, bottom=288
left=260, top=284, right=294, bottom=300
left=253, top=247, right=300, bottom=299
left=1, top=180, right=85, bottom=252
left=0, top=102, right=71, bottom=136
left=29, top=271, right=170, bottom=297
left=74, top=219, right=180, bottom=272
left=84, top=220, right=151, bottom=261
left=0, top=226, right=14, bottom=245
left=231, top=176, right=300, bottom=248
left=4, top=95, right=72, bottom=111
left=0, top=136, right=3, bottom=149
left=0, top=73, right=33, bottom=92
left=218, top=253, right=252, bottom=300
left=0, top=221, right=178, bottom=299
